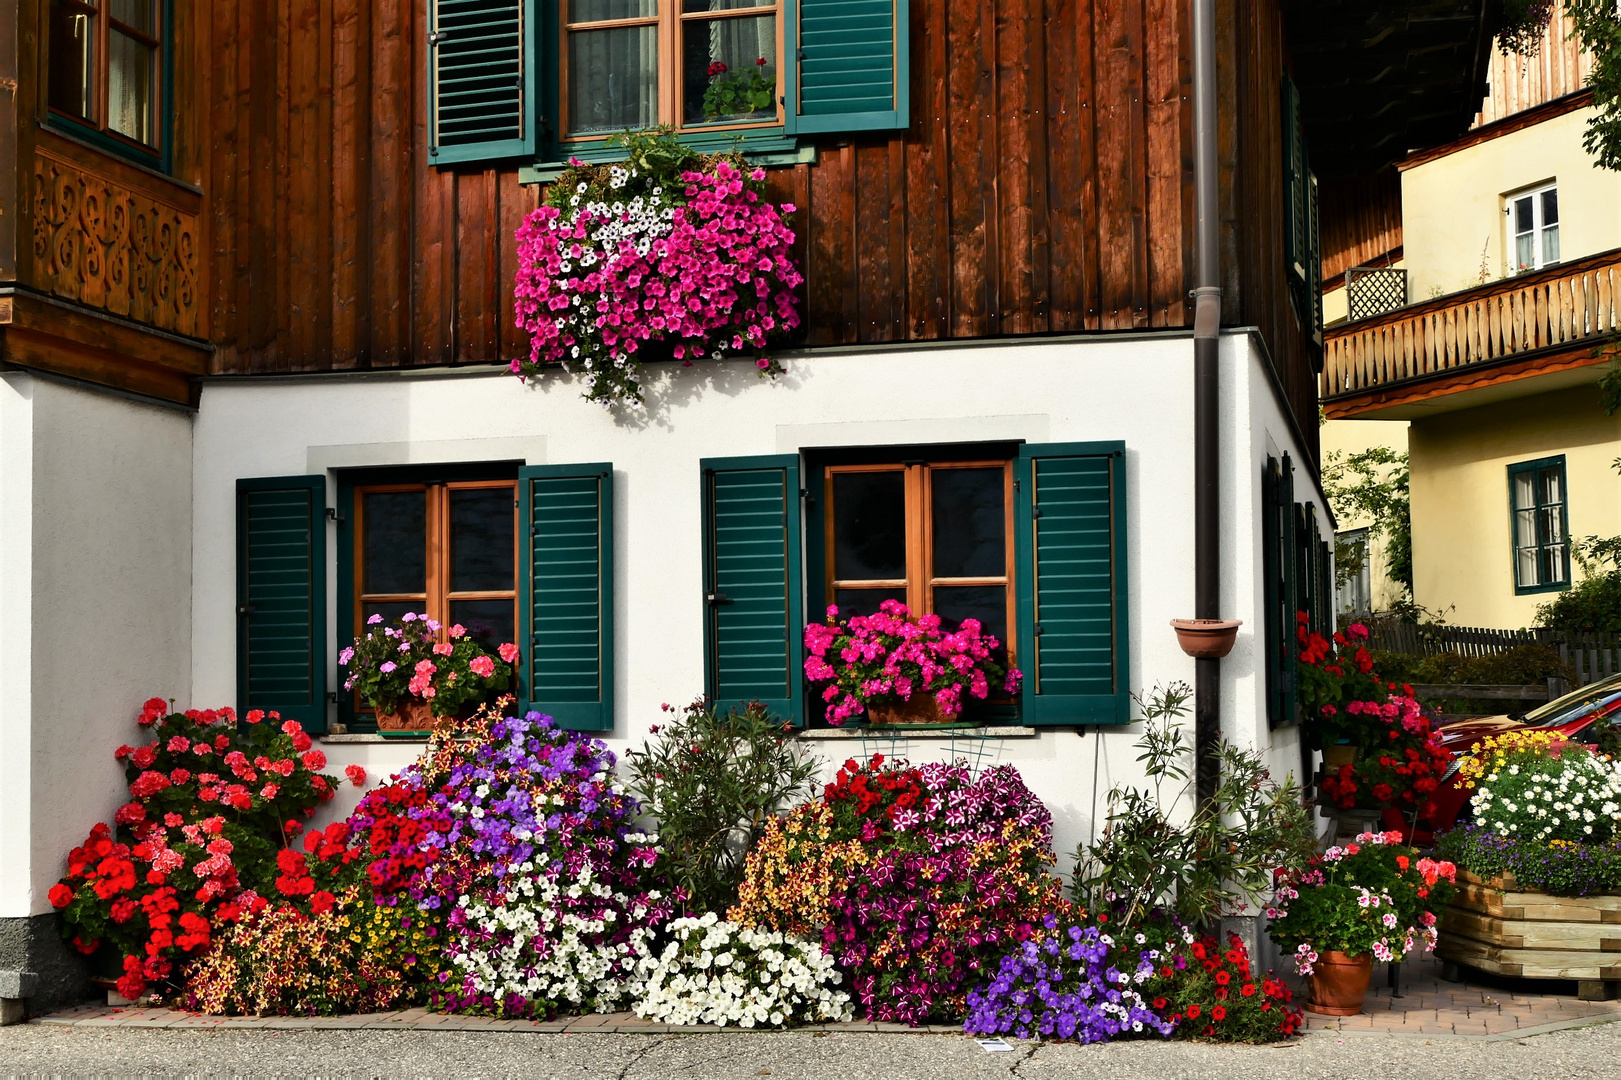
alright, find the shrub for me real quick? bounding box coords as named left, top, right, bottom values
left=50, top=698, right=345, bottom=1000
left=624, top=699, right=819, bottom=916
left=1460, top=730, right=1621, bottom=844
left=1269, top=830, right=1456, bottom=969
left=1317, top=693, right=1450, bottom=815
left=632, top=914, right=853, bottom=1027
left=731, top=757, right=1062, bottom=1025
left=1071, top=684, right=1318, bottom=927
left=1537, top=569, right=1621, bottom=634
left=1167, top=933, right=1301, bottom=1042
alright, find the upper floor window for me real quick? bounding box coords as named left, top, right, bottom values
left=1508, top=183, right=1559, bottom=274
left=1509, top=456, right=1569, bottom=593
left=48, top=0, right=163, bottom=156
left=563, top=0, right=781, bottom=140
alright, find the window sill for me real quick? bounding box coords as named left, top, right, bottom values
left=321, top=733, right=428, bottom=744
left=519, top=133, right=815, bottom=184
left=39, top=117, right=177, bottom=186
left=796, top=725, right=1040, bottom=740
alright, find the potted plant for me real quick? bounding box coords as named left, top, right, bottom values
left=340, top=613, right=518, bottom=734
left=1268, top=830, right=1456, bottom=1015
left=1433, top=730, right=1621, bottom=999
left=802, top=600, right=1021, bottom=727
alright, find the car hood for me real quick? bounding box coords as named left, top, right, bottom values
left=1436, top=714, right=1524, bottom=753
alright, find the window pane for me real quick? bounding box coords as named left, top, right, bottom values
left=362, top=491, right=427, bottom=595
left=449, top=487, right=515, bottom=593
left=1515, top=232, right=1534, bottom=272
left=831, top=587, right=907, bottom=621
left=932, top=585, right=1010, bottom=665
left=1519, top=545, right=1540, bottom=587
left=1515, top=196, right=1533, bottom=233
left=362, top=601, right=423, bottom=627
left=449, top=599, right=516, bottom=652
left=570, top=0, right=657, bottom=20
left=1513, top=472, right=1536, bottom=511
left=108, top=30, right=156, bottom=145
left=48, top=1, right=95, bottom=120
left=110, top=0, right=155, bottom=34
left=1540, top=466, right=1562, bottom=505
left=1540, top=505, right=1563, bottom=547
left=832, top=471, right=906, bottom=581
left=1514, top=507, right=1538, bottom=550
left=684, top=0, right=772, bottom=10
left=1543, top=544, right=1568, bottom=585
left=931, top=467, right=1006, bottom=578
left=568, top=25, right=658, bottom=133
left=1542, top=187, right=1559, bottom=226
left=1543, top=224, right=1560, bottom=264
left=683, top=14, right=777, bottom=125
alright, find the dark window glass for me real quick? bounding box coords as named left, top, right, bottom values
left=48, top=0, right=96, bottom=120
left=362, top=600, right=422, bottom=626
left=832, top=471, right=906, bottom=581
left=932, top=584, right=1009, bottom=661
left=449, top=599, right=516, bottom=651
left=832, top=587, right=909, bottom=621
left=449, top=488, right=515, bottom=593
left=107, top=28, right=155, bottom=144
left=362, top=491, right=426, bottom=595
left=682, top=14, right=777, bottom=126
left=1542, top=188, right=1559, bottom=226
left=1515, top=196, right=1533, bottom=233
left=931, top=467, right=1005, bottom=578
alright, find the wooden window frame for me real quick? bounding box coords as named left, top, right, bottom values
left=1509, top=455, right=1570, bottom=595
left=559, top=0, right=785, bottom=142
left=351, top=479, right=520, bottom=717
left=1507, top=182, right=1560, bottom=275
left=46, top=0, right=166, bottom=159
left=821, top=459, right=1018, bottom=682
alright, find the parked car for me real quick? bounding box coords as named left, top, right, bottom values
left=1418, top=672, right=1621, bottom=838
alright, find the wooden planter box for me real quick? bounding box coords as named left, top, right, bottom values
left=1437, top=869, right=1621, bottom=1000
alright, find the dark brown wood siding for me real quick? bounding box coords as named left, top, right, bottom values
left=197, top=0, right=1316, bottom=446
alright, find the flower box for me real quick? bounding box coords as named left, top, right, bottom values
left=1437, top=869, right=1621, bottom=1000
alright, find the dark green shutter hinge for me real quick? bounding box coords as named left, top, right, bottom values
left=1032, top=507, right=1043, bottom=519
left=1034, top=623, right=1044, bottom=636
left=706, top=592, right=732, bottom=606
left=325, top=507, right=345, bottom=525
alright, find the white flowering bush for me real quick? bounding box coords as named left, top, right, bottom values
left=1470, top=735, right=1621, bottom=844
left=633, top=914, right=853, bottom=1028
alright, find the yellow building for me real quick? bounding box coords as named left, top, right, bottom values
left=1320, top=6, right=1621, bottom=629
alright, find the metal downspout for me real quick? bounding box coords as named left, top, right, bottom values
left=1192, top=0, right=1222, bottom=811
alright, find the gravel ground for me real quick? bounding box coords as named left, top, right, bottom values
left=6, top=1021, right=1621, bottom=1080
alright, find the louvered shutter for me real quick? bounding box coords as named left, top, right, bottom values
left=519, top=464, right=614, bottom=731
left=1307, top=168, right=1324, bottom=364
left=1282, top=76, right=1307, bottom=288
left=428, top=0, right=537, bottom=165
left=237, top=476, right=328, bottom=731
left=1014, top=443, right=1130, bottom=726
left=1262, top=455, right=1299, bottom=730
left=785, top=0, right=910, bottom=134
left=701, top=455, right=805, bottom=725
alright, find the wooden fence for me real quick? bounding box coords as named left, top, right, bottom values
left=1367, top=622, right=1620, bottom=688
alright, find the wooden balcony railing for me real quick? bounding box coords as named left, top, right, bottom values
left=1321, top=247, right=1621, bottom=401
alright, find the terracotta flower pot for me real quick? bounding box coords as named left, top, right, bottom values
left=1305, top=950, right=1373, bottom=1015
left=865, top=694, right=949, bottom=726
left=1322, top=743, right=1359, bottom=768
left=375, top=699, right=441, bottom=734
left=1170, top=619, right=1242, bottom=659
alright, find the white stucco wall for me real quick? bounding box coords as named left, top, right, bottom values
left=186, top=333, right=1316, bottom=866
left=0, top=374, right=193, bottom=918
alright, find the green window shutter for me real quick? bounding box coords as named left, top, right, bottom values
left=1307, top=168, right=1324, bottom=357
left=784, top=0, right=910, bottom=135
left=701, top=455, right=805, bottom=725
left=519, top=464, right=613, bottom=731
left=1014, top=442, right=1130, bottom=726
left=1282, top=76, right=1307, bottom=287
left=1262, top=455, right=1300, bottom=730
left=428, top=0, right=538, bottom=166
left=237, top=476, right=328, bottom=732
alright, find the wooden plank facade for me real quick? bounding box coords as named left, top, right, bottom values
left=0, top=0, right=1416, bottom=462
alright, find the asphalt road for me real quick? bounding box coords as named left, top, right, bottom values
left=6, top=1021, right=1621, bottom=1079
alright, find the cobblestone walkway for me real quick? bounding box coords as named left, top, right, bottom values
left=31, top=952, right=1621, bottom=1041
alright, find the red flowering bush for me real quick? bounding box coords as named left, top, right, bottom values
left=1296, top=616, right=1388, bottom=746
left=49, top=697, right=344, bottom=1000
left=1163, top=934, right=1301, bottom=1041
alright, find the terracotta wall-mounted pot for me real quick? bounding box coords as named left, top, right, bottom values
left=1170, top=619, right=1242, bottom=659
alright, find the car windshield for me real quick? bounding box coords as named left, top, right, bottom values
left=1525, top=673, right=1621, bottom=728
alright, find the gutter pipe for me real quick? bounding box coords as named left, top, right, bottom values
left=1191, top=0, right=1222, bottom=811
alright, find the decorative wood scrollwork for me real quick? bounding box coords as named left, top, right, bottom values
left=31, top=152, right=201, bottom=338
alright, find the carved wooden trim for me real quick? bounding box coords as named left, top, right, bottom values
left=31, top=150, right=201, bottom=338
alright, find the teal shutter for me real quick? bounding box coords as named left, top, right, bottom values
left=1282, top=76, right=1307, bottom=287
left=701, top=455, right=805, bottom=724
left=428, top=0, right=538, bottom=165
left=1015, top=443, right=1130, bottom=726
left=519, top=464, right=613, bottom=731
left=784, top=0, right=909, bottom=135
left=1262, top=455, right=1299, bottom=730
left=237, top=476, right=328, bottom=731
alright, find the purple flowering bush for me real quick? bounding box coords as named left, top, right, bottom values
left=964, top=914, right=1181, bottom=1043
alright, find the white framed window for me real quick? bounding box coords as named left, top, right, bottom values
left=1335, top=527, right=1372, bottom=617
left=1507, top=183, right=1559, bottom=275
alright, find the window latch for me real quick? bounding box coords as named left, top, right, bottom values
left=1034, top=623, right=1044, bottom=637
left=428, top=29, right=446, bottom=46
left=237, top=603, right=255, bottom=617
left=325, top=507, right=345, bottom=525
left=706, top=592, right=732, bottom=606
left=1032, top=507, right=1043, bottom=519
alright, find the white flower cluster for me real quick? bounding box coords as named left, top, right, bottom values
left=633, top=914, right=854, bottom=1028
left=449, top=863, right=661, bottom=1014
left=1474, top=749, right=1621, bottom=843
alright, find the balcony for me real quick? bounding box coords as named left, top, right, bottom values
left=1320, top=248, right=1621, bottom=418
